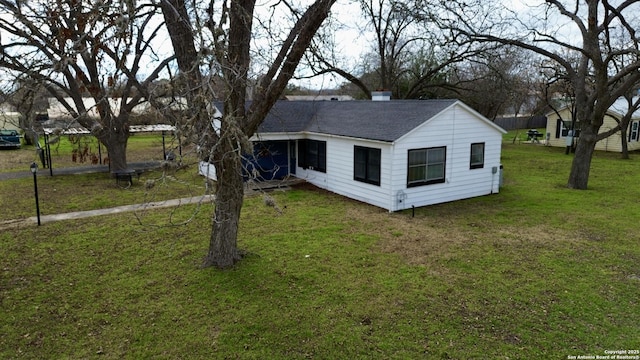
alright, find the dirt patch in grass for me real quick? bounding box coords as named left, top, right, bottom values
left=0, top=148, right=35, bottom=172
left=373, top=220, right=581, bottom=267
left=348, top=207, right=473, bottom=262
left=319, top=188, right=584, bottom=269
left=0, top=218, right=35, bottom=229
left=289, top=182, right=566, bottom=266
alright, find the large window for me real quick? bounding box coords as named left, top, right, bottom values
left=407, top=146, right=446, bottom=187
left=354, top=146, right=381, bottom=186
left=470, top=142, right=485, bottom=169
left=298, top=139, right=326, bottom=172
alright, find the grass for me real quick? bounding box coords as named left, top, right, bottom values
left=0, top=132, right=182, bottom=173
left=1, top=138, right=639, bottom=359
left=0, top=134, right=204, bottom=220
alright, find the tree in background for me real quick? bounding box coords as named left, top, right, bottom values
left=160, top=0, right=336, bottom=268
left=438, top=0, right=640, bottom=189
left=443, top=47, right=544, bottom=120
left=305, top=0, right=493, bottom=100
left=0, top=78, right=49, bottom=145
left=0, top=0, right=174, bottom=171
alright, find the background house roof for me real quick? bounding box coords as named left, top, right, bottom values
left=545, top=97, right=640, bottom=120
left=255, top=99, right=460, bottom=142
left=609, top=97, right=640, bottom=118
left=284, top=95, right=354, bottom=101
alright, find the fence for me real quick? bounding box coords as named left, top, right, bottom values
left=494, top=115, right=547, bottom=131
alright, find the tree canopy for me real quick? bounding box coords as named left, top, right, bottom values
left=433, top=0, right=640, bottom=188
left=0, top=0, right=174, bottom=171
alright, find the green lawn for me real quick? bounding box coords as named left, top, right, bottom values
left=0, top=133, right=184, bottom=173
left=1, top=141, right=639, bottom=359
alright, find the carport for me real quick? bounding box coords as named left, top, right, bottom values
left=40, top=124, right=177, bottom=176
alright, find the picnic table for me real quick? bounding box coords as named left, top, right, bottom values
left=527, top=129, right=544, bottom=143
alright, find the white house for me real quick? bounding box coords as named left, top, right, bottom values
left=201, top=98, right=507, bottom=212
left=545, top=98, right=640, bottom=152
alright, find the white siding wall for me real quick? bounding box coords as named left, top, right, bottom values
left=390, top=104, right=503, bottom=211
left=596, top=121, right=640, bottom=152
left=295, top=135, right=393, bottom=210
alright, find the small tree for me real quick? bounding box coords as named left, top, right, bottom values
left=445, top=47, right=543, bottom=120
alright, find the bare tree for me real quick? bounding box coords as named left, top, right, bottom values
left=444, top=47, right=543, bottom=120
left=304, top=0, right=492, bottom=100
left=0, top=0, right=174, bottom=172
left=0, top=77, right=49, bottom=145
left=439, top=0, right=640, bottom=189
left=160, top=0, right=336, bottom=268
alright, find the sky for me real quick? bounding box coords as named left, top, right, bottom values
left=1, top=1, right=626, bottom=93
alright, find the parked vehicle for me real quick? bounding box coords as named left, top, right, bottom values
left=0, top=129, right=21, bottom=149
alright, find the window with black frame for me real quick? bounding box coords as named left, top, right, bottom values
left=470, top=142, right=485, bottom=169
left=556, top=119, right=573, bottom=137
left=630, top=121, right=639, bottom=142
left=407, top=146, right=446, bottom=187
left=298, top=139, right=326, bottom=172
left=354, top=146, right=381, bottom=186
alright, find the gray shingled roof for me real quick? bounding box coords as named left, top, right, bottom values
left=258, top=99, right=459, bottom=142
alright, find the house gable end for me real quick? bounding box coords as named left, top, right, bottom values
left=395, top=101, right=505, bottom=145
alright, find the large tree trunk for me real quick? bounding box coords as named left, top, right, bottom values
left=96, top=122, right=129, bottom=173
left=567, top=125, right=598, bottom=189
left=203, top=144, right=245, bottom=269
left=161, top=0, right=336, bottom=269
left=104, top=138, right=128, bottom=173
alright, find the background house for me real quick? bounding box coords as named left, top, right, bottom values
left=545, top=98, right=640, bottom=152
left=0, top=102, right=21, bottom=131
left=202, top=97, right=507, bottom=212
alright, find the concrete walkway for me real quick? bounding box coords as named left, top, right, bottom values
left=1, top=162, right=209, bottom=228
left=35, top=195, right=215, bottom=223
left=2, top=195, right=215, bottom=228
left=2, top=161, right=301, bottom=229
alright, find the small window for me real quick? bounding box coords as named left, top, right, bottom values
left=407, top=146, right=446, bottom=187
left=629, top=121, right=639, bottom=142
left=561, top=121, right=571, bottom=137
left=470, top=143, right=485, bottom=169
left=298, top=139, right=326, bottom=172
left=556, top=119, right=575, bottom=138
left=354, top=146, right=381, bottom=186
